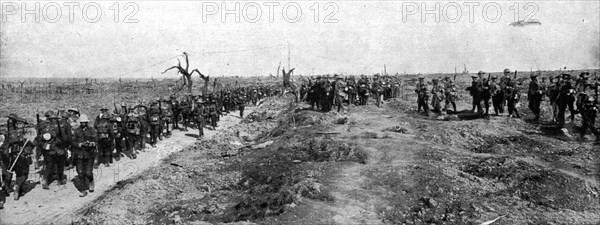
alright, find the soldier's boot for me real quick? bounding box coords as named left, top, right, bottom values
left=79, top=190, right=87, bottom=197
left=13, top=185, right=19, bottom=201
left=0, top=201, right=4, bottom=209
left=89, top=181, right=94, bottom=192
left=42, top=178, right=49, bottom=190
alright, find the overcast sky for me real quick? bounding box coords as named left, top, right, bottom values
left=1, top=1, right=599, bottom=79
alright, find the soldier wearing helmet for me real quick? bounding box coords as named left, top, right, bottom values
left=37, top=111, right=69, bottom=190
left=557, top=73, right=577, bottom=127
left=94, top=108, right=114, bottom=167
left=443, top=76, right=457, bottom=114
left=466, top=73, right=483, bottom=114
left=430, top=78, right=444, bottom=115
left=528, top=73, right=543, bottom=121
left=579, top=95, right=599, bottom=142
left=71, top=114, right=97, bottom=197
left=1, top=114, right=34, bottom=203
left=415, top=76, right=429, bottom=116
left=489, top=75, right=503, bottom=115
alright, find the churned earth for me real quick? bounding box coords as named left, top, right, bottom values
left=71, top=94, right=599, bottom=225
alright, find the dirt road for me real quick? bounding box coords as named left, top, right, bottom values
left=0, top=111, right=247, bottom=225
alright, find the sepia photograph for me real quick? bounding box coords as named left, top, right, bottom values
left=0, top=1, right=599, bottom=224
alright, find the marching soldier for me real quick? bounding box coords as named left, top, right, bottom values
left=334, top=76, right=347, bottom=113
left=94, top=108, right=114, bottom=167
left=192, top=100, right=206, bottom=139
left=575, top=72, right=592, bottom=111
left=557, top=73, right=577, bottom=127
left=467, top=74, right=483, bottom=114
left=1, top=114, right=34, bottom=201
left=498, top=68, right=512, bottom=112
left=171, top=96, right=181, bottom=130
left=148, top=100, right=162, bottom=147
left=549, top=75, right=561, bottom=122
left=579, top=95, right=599, bottom=142
left=111, top=114, right=126, bottom=161
left=505, top=78, right=521, bottom=118
left=160, top=98, right=173, bottom=138
left=431, top=78, right=445, bottom=115
left=71, top=114, right=97, bottom=197
left=209, top=100, right=219, bottom=129
left=66, top=108, right=80, bottom=170
left=237, top=93, right=247, bottom=118
left=372, top=74, right=383, bottom=107
left=180, top=96, right=191, bottom=131
left=443, top=76, right=457, bottom=114
left=38, top=111, right=70, bottom=189
left=478, top=71, right=491, bottom=115
left=528, top=73, right=543, bottom=121
left=415, top=76, right=429, bottom=115
left=124, top=112, right=140, bottom=159
left=490, top=75, right=503, bottom=115
left=357, top=75, right=370, bottom=106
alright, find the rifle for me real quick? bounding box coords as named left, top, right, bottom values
left=514, top=70, right=518, bottom=80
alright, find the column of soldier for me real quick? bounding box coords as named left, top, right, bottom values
left=300, top=74, right=403, bottom=113
left=415, top=68, right=600, bottom=141
left=0, top=85, right=275, bottom=208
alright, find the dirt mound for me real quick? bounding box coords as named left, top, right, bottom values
left=462, top=156, right=599, bottom=211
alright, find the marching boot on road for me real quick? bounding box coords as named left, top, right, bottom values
left=72, top=114, right=98, bottom=197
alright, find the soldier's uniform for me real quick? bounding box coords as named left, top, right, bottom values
left=372, top=75, right=383, bottom=107
left=490, top=76, right=503, bottom=115
left=148, top=101, right=162, bottom=147
left=193, top=101, right=206, bottom=139
left=505, top=79, right=521, bottom=118
left=160, top=98, right=173, bottom=138
left=415, top=77, right=429, bottom=115
left=478, top=71, right=491, bottom=115
left=180, top=98, right=191, bottom=131
left=38, top=111, right=70, bottom=189
left=549, top=76, right=561, bottom=122
left=347, top=76, right=358, bottom=105
left=209, top=101, right=219, bottom=129
left=575, top=72, right=592, bottom=111
left=171, top=96, right=181, bottom=129
left=111, top=114, right=126, bottom=161
left=94, top=108, right=114, bottom=167
left=124, top=112, right=141, bottom=159
left=557, top=74, right=577, bottom=127
left=443, top=77, right=457, bottom=114
left=430, top=78, right=444, bottom=115
left=467, top=75, right=483, bottom=113
left=528, top=74, right=543, bottom=121
left=579, top=96, right=599, bottom=141
left=333, top=77, right=347, bottom=113
left=71, top=114, right=97, bottom=197
left=66, top=108, right=80, bottom=170
left=1, top=114, right=34, bottom=202
left=237, top=94, right=247, bottom=118
left=357, top=75, right=370, bottom=106
left=497, top=68, right=512, bottom=113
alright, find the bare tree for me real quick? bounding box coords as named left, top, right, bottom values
left=161, top=52, right=208, bottom=95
